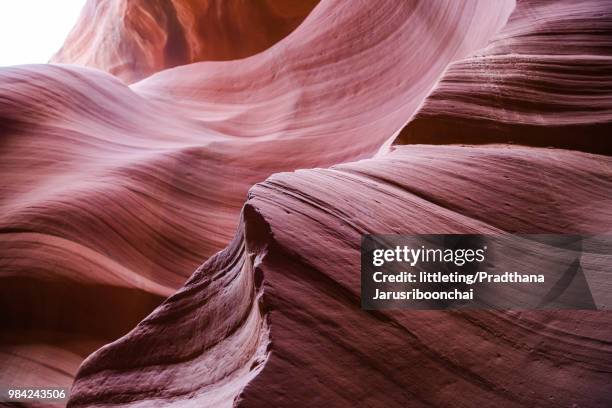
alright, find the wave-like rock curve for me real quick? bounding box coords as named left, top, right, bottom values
left=69, top=209, right=271, bottom=407
left=67, top=0, right=612, bottom=406
left=3, top=0, right=612, bottom=406
left=51, top=0, right=320, bottom=83
left=394, top=0, right=612, bottom=154
left=70, top=145, right=612, bottom=407
left=1, top=0, right=513, bottom=393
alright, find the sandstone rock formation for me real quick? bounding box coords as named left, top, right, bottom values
left=395, top=0, right=612, bottom=154
left=70, top=145, right=612, bottom=407
left=1, top=0, right=611, bottom=407
left=51, top=0, right=319, bottom=83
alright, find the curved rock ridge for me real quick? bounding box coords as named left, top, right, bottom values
left=65, top=0, right=612, bottom=404
left=69, top=145, right=612, bottom=407
left=51, top=0, right=320, bottom=83
left=68, top=211, right=270, bottom=407
left=4, top=0, right=612, bottom=406
left=1, top=0, right=514, bottom=390
left=394, top=0, right=612, bottom=154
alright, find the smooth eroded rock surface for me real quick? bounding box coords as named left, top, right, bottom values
left=2, top=0, right=611, bottom=406
left=51, top=0, right=320, bottom=83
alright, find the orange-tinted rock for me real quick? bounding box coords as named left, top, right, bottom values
left=51, top=0, right=319, bottom=83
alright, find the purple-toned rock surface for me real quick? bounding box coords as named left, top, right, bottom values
left=1, top=0, right=611, bottom=406
left=395, top=0, right=612, bottom=154
left=71, top=145, right=612, bottom=407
